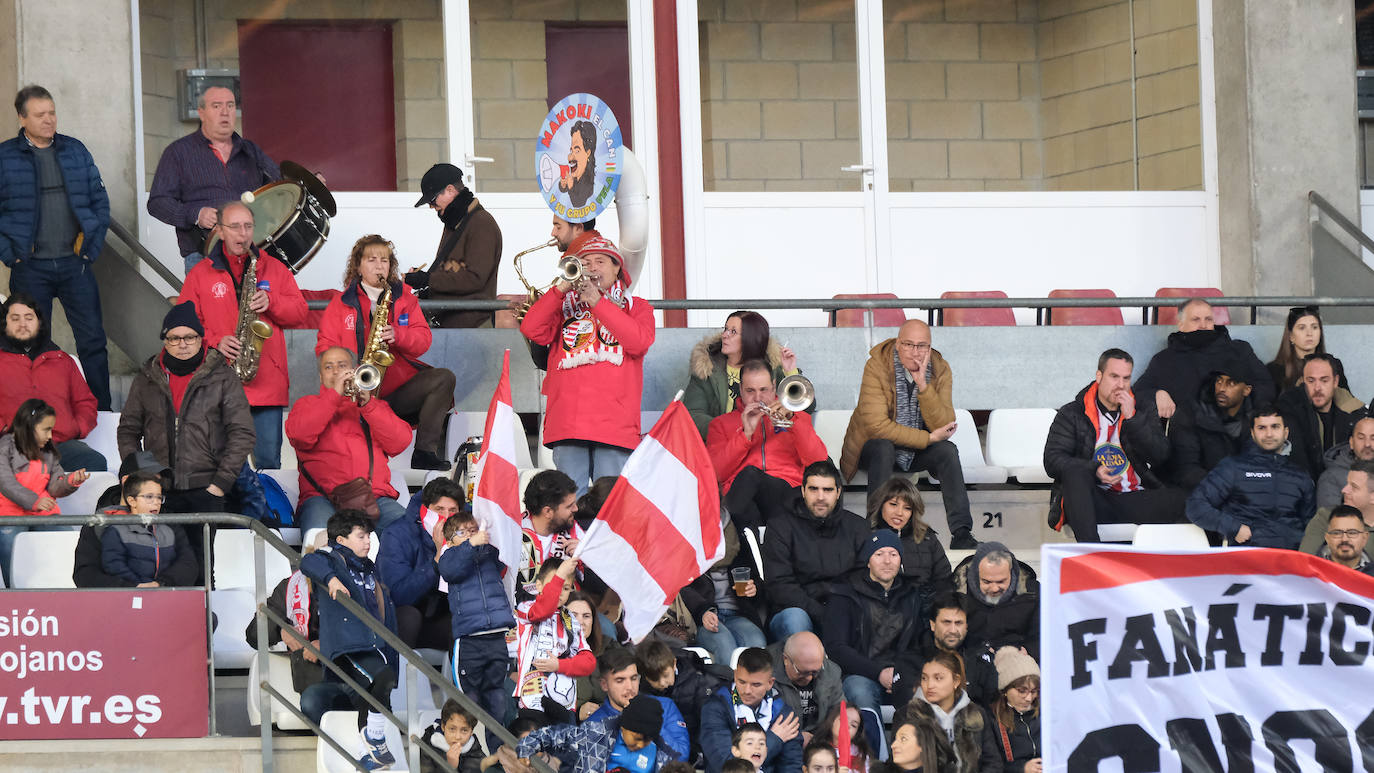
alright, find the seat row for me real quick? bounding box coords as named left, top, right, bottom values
left=827, top=286, right=1230, bottom=327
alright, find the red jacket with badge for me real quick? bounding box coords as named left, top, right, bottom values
left=315, top=281, right=430, bottom=399
left=519, top=232, right=655, bottom=452
left=177, top=245, right=307, bottom=407
left=0, top=338, right=97, bottom=444
left=285, top=388, right=412, bottom=504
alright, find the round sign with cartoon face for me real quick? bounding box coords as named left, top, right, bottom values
left=533, top=92, right=623, bottom=223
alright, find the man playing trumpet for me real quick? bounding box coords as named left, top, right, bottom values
left=520, top=216, right=655, bottom=495
left=707, top=361, right=830, bottom=532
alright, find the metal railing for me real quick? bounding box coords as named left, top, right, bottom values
left=305, top=294, right=1374, bottom=325
left=108, top=219, right=184, bottom=292
left=1309, top=190, right=1374, bottom=256
left=0, top=512, right=548, bottom=773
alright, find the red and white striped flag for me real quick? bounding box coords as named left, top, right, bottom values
left=472, top=350, right=523, bottom=602
left=576, top=400, right=724, bottom=642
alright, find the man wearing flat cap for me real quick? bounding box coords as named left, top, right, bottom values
left=409, top=163, right=503, bottom=328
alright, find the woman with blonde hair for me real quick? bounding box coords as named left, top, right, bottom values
left=318, top=234, right=456, bottom=470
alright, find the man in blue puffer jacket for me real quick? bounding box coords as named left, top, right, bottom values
left=299, top=509, right=400, bottom=771
left=377, top=478, right=463, bottom=651
left=1186, top=407, right=1315, bottom=549
left=437, top=506, right=515, bottom=749
left=0, top=85, right=112, bottom=410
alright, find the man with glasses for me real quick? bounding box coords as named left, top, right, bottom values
left=839, top=319, right=977, bottom=549
left=177, top=201, right=306, bottom=470
left=1314, top=506, right=1373, bottom=575
left=117, top=301, right=255, bottom=516
left=408, top=163, right=503, bottom=328
left=1302, top=458, right=1374, bottom=562
left=768, top=631, right=842, bottom=746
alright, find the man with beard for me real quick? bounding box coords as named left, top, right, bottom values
left=1302, top=459, right=1374, bottom=562
left=1165, top=359, right=1255, bottom=490
left=410, top=163, right=502, bottom=328
left=0, top=293, right=105, bottom=471
left=558, top=120, right=597, bottom=208
left=518, top=469, right=585, bottom=587
left=1278, top=354, right=1367, bottom=481
left=1186, top=408, right=1314, bottom=549
left=1315, top=506, right=1373, bottom=575
left=958, top=543, right=1039, bottom=661
left=1134, top=298, right=1274, bottom=422
left=919, top=594, right=999, bottom=706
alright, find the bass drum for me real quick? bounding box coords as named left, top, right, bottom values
left=202, top=180, right=330, bottom=273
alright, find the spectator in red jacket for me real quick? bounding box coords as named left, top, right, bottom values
left=0, top=293, right=104, bottom=471
left=520, top=219, right=654, bottom=495
left=177, top=201, right=306, bottom=470
left=317, top=234, right=456, bottom=471
left=707, top=360, right=829, bottom=531
left=287, top=346, right=413, bottom=533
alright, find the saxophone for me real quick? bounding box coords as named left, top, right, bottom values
left=233, top=253, right=273, bottom=382
left=346, top=285, right=395, bottom=402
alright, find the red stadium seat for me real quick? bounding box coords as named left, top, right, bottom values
left=939, top=291, right=1016, bottom=326
left=1046, top=289, right=1124, bottom=326
left=301, top=288, right=340, bottom=329
left=1155, top=287, right=1230, bottom=325
left=830, top=293, right=907, bottom=327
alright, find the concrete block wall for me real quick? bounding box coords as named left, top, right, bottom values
left=884, top=0, right=1043, bottom=191
left=697, top=0, right=864, bottom=191
left=470, top=0, right=628, bottom=193
left=699, top=0, right=1202, bottom=192
left=139, top=0, right=445, bottom=192
left=1040, top=0, right=1202, bottom=190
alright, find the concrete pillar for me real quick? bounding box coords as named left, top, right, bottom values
left=1213, top=0, right=1360, bottom=299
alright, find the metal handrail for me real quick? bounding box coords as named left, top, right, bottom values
left=304, top=294, right=1374, bottom=312
left=107, top=219, right=184, bottom=291
left=0, top=512, right=542, bottom=773
left=1309, top=190, right=1374, bottom=256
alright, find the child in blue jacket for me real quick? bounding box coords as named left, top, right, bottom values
left=437, top=509, right=515, bottom=746
left=299, top=509, right=399, bottom=771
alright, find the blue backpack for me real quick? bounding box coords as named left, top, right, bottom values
left=257, top=472, right=296, bottom=528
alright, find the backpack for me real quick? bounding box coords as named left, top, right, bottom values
left=257, top=471, right=296, bottom=528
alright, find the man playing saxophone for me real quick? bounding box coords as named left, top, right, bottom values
left=519, top=215, right=655, bottom=494
left=177, top=200, right=306, bottom=470
left=318, top=235, right=457, bottom=471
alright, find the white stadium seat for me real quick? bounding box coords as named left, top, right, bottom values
left=85, top=411, right=121, bottom=470
left=942, top=408, right=1008, bottom=484
left=1133, top=523, right=1211, bottom=549
left=213, top=529, right=292, bottom=592
left=11, top=530, right=79, bottom=589
left=210, top=588, right=257, bottom=669
left=57, top=470, right=117, bottom=515
left=246, top=652, right=309, bottom=730
left=984, top=408, right=1057, bottom=484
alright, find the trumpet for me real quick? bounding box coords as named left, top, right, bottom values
left=768, top=375, right=815, bottom=429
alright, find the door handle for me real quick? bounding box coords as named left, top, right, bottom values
left=465, top=154, right=495, bottom=165
left=841, top=164, right=873, bottom=173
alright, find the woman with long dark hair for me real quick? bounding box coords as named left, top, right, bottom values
left=683, top=310, right=803, bottom=438
left=907, top=650, right=1003, bottom=773
left=1267, top=305, right=1352, bottom=394
left=867, top=476, right=954, bottom=611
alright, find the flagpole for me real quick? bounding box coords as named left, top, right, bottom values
left=672, top=389, right=684, bottom=402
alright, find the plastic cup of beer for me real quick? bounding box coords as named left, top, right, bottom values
left=731, top=567, right=751, bottom=595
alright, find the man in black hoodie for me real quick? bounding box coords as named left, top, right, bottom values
left=822, top=530, right=922, bottom=759
left=1165, top=358, right=1255, bottom=490
left=1134, top=298, right=1274, bottom=423
left=761, top=460, right=869, bottom=641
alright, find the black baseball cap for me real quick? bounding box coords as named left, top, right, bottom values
left=415, top=163, right=464, bottom=207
